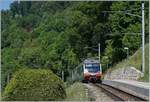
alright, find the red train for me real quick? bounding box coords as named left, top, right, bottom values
left=82, top=59, right=102, bottom=83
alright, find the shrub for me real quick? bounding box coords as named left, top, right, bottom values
left=2, top=68, right=66, bottom=101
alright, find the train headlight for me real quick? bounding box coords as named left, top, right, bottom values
left=96, top=71, right=102, bottom=76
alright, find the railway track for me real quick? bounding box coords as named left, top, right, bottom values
left=94, top=83, right=148, bottom=101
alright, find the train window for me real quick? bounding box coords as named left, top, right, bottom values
left=85, top=63, right=92, bottom=67
left=86, top=67, right=100, bottom=73
left=85, top=63, right=100, bottom=73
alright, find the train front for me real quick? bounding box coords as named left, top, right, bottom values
left=82, top=59, right=102, bottom=83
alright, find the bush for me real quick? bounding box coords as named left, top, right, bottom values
left=2, top=68, right=66, bottom=101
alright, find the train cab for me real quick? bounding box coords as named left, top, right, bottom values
left=82, top=59, right=102, bottom=83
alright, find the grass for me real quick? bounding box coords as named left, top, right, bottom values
left=65, top=82, right=88, bottom=101
left=106, top=44, right=149, bottom=82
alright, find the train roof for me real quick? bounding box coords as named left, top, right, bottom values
left=83, top=59, right=99, bottom=64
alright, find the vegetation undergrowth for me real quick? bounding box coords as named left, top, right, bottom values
left=65, top=82, right=88, bottom=101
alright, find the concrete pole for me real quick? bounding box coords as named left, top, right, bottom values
left=149, top=1, right=150, bottom=79
left=127, top=48, right=129, bottom=60
left=142, top=2, right=145, bottom=73
left=98, top=43, right=100, bottom=63
left=7, top=73, right=10, bottom=84
left=71, top=70, right=73, bottom=80
left=98, top=43, right=102, bottom=72
left=62, top=71, right=64, bottom=81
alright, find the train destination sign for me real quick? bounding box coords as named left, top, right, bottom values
left=85, top=63, right=99, bottom=67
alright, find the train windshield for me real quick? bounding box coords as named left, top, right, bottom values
left=85, top=63, right=100, bottom=73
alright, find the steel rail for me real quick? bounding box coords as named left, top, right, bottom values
left=94, top=83, right=148, bottom=101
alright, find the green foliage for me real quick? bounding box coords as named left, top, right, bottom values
left=106, top=1, right=149, bottom=64
left=122, top=23, right=141, bottom=54
left=1, top=48, right=21, bottom=89
left=19, top=47, right=45, bottom=68
left=103, top=40, right=113, bottom=61
left=101, top=40, right=113, bottom=72
left=2, top=69, right=66, bottom=101
left=17, top=14, right=39, bottom=30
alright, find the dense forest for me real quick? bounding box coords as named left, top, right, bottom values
left=1, top=1, right=149, bottom=90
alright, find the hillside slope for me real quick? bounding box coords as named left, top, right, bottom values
left=105, top=43, right=149, bottom=82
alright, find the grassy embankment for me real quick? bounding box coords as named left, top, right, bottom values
left=106, top=44, right=149, bottom=82
left=65, top=82, right=88, bottom=101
